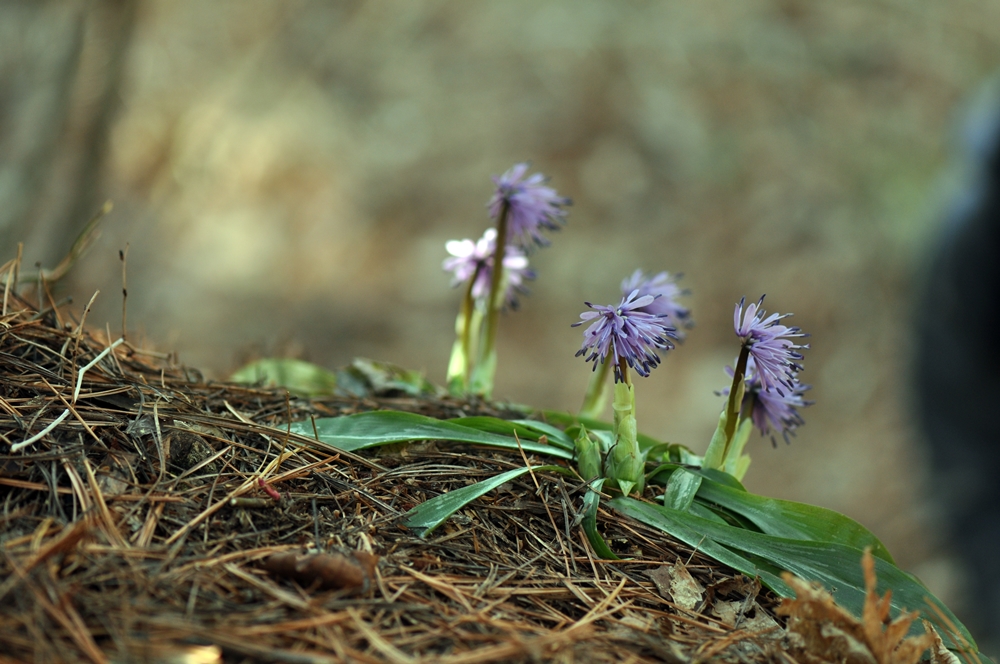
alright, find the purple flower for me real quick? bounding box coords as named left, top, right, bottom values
left=621, top=269, right=693, bottom=339
left=488, top=163, right=570, bottom=249
left=443, top=229, right=535, bottom=309
left=573, top=289, right=677, bottom=381
left=733, top=296, right=807, bottom=391
left=721, top=358, right=813, bottom=444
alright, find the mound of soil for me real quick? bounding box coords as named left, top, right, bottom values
left=0, top=293, right=928, bottom=663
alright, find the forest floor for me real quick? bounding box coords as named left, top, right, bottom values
left=0, top=294, right=964, bottom=663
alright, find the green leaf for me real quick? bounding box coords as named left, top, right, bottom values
left=723, top=417, right=753, bottom=480
left=573, top=425, right=603, bottom=482
left=609, top=496, right=788, bottom=592
left=581, top=479, right=620, bottom=560
left=510, top=420, right=575, bottom=451
left=610, top=497, right=975, bottom=652
left=289, top=411, right=573, bottom=459
left=229, top=358, right=338, bottom=397
left=663, top=468, right=702, bottom=511
left=403, top=465, right=569, bottom=537
left=448, top=416, right=546, bottom=440
left=701, top=409, right=729, bottom=470
left=448, top=417, right=574, bottom=452
left=647, top=464, right=746, bottom=492
left=687, top=501, right=731, bottom=525
left=696, top=467, right=747, bottom=491
left=694, top=476, right=895, bottom=564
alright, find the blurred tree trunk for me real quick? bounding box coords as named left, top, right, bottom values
left=0, top=0, right=137, bottom=269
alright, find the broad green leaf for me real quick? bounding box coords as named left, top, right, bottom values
left=694, top=477, right=895, bottom=564
left=230, top=358, right=338, bottom=397
left=663, top=468, right=702, bottom=511
left=610, top=497, right=975, bottom=652
left=609, top=496, right=788, bottom=593
left=448, top=416, right=547, bottom=440
left=687, top=501, right=731, bottom=525
left=289, top=411, right=573, bottom=459
left=697, top=467, right=747, bottom=491
left=510, top=420, right=575, bottom=451
left=448, top=417, right=574, bottom=452
left=647, top=464, right=746, bottom=492
left=581, top=479, right=620, bottom=560
left=403, top=465, right=570, bottom=537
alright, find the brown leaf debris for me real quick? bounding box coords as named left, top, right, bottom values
left=263, top=549, right=378, bottom=593
left=776, top=548, right=937, bottom=664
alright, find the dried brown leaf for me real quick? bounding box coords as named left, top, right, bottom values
left=922, top=620, right=963, bottom=664
left=652, top=560, right=704, bottom=612
left=262, top=549, right=378, bottom=593
left=777, top=548, right=936, bottom=664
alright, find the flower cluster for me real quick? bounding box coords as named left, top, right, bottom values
left=751, top=374, right=811, bottom=444
left=574, top=290, right=677, bottom=381
left=442, top=162, right=816, bottom=487
left=723, top=358, right=812, bottom=444
left=620, top=270, right=692, bottom=340
left=488, top=163, right=570, bottom=249
left=443, top=229, right=535, bottom=309
left=444, top=163, right=569, bottom=397
left=733, top=296, right=807, bottom=391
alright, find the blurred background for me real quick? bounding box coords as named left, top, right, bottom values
left=4, top=0, right=1000, bottom=630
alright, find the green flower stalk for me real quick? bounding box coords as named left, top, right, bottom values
left=444, top=272, right=483, bottom=395
left=607, top=376, right=644, bottom=496
left=704, top=296, right=809, bottom=477
left=573, top=289, right=677, bottom=495
left=443, top=229, right=533, bottom=395
left=471, top=201, right=509, bottom=395
left=472, top=164, right=569, bottom=396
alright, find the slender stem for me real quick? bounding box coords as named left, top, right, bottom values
left=480, top=201, right=510, bottom=376
left=723, top=345, right=750, bottom=446
left=447, top=262, right=485, bottom=395
left=460, top=264, right=481, bottom=386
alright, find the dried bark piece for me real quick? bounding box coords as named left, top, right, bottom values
left=263, top=549, right=378, bottom=593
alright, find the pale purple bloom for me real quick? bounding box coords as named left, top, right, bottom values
left=621, top=269, right=692, bottom=339
left=488, top=163, right=570, bottom=249
left=752, top=378, right=811, bottom=445
left=443, top=228, right=535, bottom=309
left=573, top=289, right=677, bottom=381
left=733, top=296, right=807, bottom=391
left=721, top=358, right=812, bottom=444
